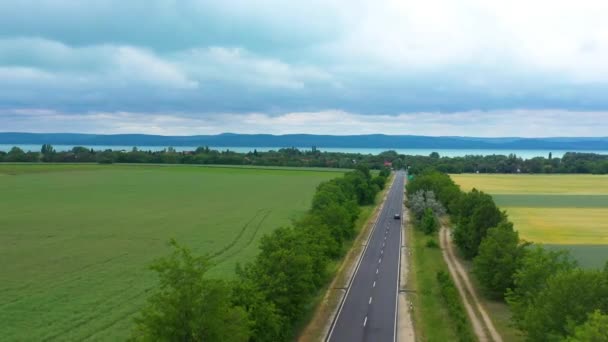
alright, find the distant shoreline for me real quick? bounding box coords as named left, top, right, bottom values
left=1, top=132, right=607, bottom=151
left=2, top=144, right=608, bottom=159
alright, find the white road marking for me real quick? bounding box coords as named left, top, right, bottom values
left=379, top=258, right=382, bottom=264
left=363, top=316, right=368, bottom=327
left=376, top=268, right=379, bottom=274
left=381, top=250, right=384, bottom=255
left=373, top=281, right=376, bottom=287
left=369, top=296, right=373, bottom=304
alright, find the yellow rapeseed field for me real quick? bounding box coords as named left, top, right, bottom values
left=451, top=174, right=608, bottom=194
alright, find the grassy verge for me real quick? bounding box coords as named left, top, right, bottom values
left=408, top=226, right=461, bottom=341
left=298, top=174, right=394, bottom=341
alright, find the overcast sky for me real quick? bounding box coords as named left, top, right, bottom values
left=1, top=0, right=608, bottom=136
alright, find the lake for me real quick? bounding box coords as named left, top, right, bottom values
left=2, top=144, right=607, bottom=159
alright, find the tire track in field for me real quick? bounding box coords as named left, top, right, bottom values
left=210, top=209, right=270, bottom=260
left=215, top=210, right=272, bottom=264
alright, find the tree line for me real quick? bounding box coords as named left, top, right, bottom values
left=406, top=170, right=608, bottom=341
left=2, top=144, right=608, bottom=174
left=130, top=166, right=390, bottom=341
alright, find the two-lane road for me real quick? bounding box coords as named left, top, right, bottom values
left=328, top=171, right=406, bottom=342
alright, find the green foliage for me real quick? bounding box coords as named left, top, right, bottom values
left=232, top=169, right=374, bottom=341
left=131, top=240, right=251, bottom=342
left=345, top=167, right=380, bottom=205
left=436, top=271, right=476, bottom=342
left=420, top=208, right=439, bottom=235
left=453, top=189, right=503, bottom=259
left=3, top=145, right=608, bottom=174
left=565, top=310, right=608, bottom=342
left=473, top=221, right=524, bottom=298
left=372, top=175, right=387, bottom=190
left=506, top=246, right=578, bottom=331
left=517, top=268, right=608, bottom=341
left=406, top=170, right=461, bottom=212
left=426, top=238, right=439, bottom=248
left=379, top=167, right=391, bottom=178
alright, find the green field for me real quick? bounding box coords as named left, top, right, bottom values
left=0, top=164, right=341, bottom=341
left=451, top=174, right=608, bottom=268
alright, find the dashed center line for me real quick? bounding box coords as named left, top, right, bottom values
left=379, top=258, right=382, bottom=264
left=369, top=296, right=373, bottom=304
left=363, top=316, right=368, bottom=327
left=373, top=281, right=376, bottom=287
left=376, top=268, right=379, bottom=274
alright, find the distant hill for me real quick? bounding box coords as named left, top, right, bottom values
left=1, top=132, right=607, bottom=150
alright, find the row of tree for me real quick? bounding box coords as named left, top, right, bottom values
left=406, top=170, right=608, bottom=341
left=131, top=166, right=389, bottom=341
left=0, top=145, right=402, bottom=169
left=2, top=144, right=608, bottom=174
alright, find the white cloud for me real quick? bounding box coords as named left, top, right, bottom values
left=0, top=38, right=198, bottom=89
left=318, top=0, right=608, bottom=82
left=2, top=109, right=606, bottom=137
left=175, top=47, right=338, bottom=89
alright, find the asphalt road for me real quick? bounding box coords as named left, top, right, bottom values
left=328, top=171, right=406, bottom=342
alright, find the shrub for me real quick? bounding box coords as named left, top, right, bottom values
left=426, top=239, right=439, bottom=248
left=436, top=271, right=476, bottom=342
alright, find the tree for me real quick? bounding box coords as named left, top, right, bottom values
left=515, top=268, right=608, bottom=341
left=473, top=221, right=524, bottom=298
left=453, top=189, right=503, bottom=259
left=506, top=246, right=578, bottom=330
left=41, top=144, right=55, bottom=155
left=565, top=310, right=608, bottom=342
left=241, top=227, right=319, bottom=326
left=131, top=240, right=250, bottom=342
left=420, top=208, right=439, bottom=234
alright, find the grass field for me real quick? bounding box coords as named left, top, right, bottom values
left=450, top=174, right=608, bottom=268
left=0, top=164, right=341, bottom=341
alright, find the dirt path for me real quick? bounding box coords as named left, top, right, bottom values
left=439, top=226, right=503, bottom=342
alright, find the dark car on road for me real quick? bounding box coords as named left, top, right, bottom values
left=394, top=213, right=400, bottom=219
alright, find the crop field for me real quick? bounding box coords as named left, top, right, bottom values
left=451, top=174, right=608, bottom=268
left=451, top=174, right=608, bottom=195
left=0, top=164, right=341, bottom=341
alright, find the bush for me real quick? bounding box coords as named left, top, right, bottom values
left=436, top=271, right=476, bottom=342
left=420, top=208, right=439, bottom=235
left=426, top=239, right=439, bottom=248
